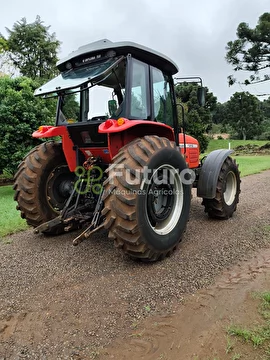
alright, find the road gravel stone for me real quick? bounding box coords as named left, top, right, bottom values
left=0, top=170, right=270, bottom=359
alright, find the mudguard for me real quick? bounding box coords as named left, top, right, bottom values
left=99, top=118, right=174, bottom=137
left=99, top=118, right=175, bottom=158
left=32, top=125, right=77, bottom=171
left=197, top=149, right=233, bottom=199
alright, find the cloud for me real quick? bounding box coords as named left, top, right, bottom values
left=1, top=0, right=269, bottom=102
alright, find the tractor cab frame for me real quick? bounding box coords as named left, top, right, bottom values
left=34, top=39, right=205, bottom=172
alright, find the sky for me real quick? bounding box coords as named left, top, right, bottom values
left=0, top=0, right=269, bottom=103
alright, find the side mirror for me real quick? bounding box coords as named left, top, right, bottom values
left=108, top=99, right=117, bottom=116
left=197, top=87, right=206, bottom=107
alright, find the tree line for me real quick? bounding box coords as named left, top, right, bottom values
left=0, top=13, right=269, bottom=174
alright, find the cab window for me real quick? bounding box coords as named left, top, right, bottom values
left=151, top=67, right=173, bottom=127
left=130, top=59, right=149, bottom=119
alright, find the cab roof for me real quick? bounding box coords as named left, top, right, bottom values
left=57, top=39, right=178, bottom=75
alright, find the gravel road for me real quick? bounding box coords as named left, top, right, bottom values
left=0, top=170, right=270, bottom=359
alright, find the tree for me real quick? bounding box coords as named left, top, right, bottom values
left=175, top=83, right=217, bottom=152
left=260, top=97, right=270, bottom=139
left=0, top=38, right=8, bottom=52
left=0, top=16, right=60, bottom=80
left=211, top=102, right=234, bottom=134
left=225, top=92, right=263, bottom=140
left=261, top=96, right=270, bottom=119
left=212, top=102, right=228, bottom=125
left=226, top=12, right=270, bottom=86
left=0, top=76, right=56, bottom=174
left=0, top=18, right=81, bottom=175
left=0, top=37, right=16, bottom=76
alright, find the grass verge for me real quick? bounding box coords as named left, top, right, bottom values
left=227, top=292, right=270, bottom=358
left=0, top=185, right=28, bottom=239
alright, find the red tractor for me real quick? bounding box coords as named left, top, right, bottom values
left=14, top=39, right=240, bottom=261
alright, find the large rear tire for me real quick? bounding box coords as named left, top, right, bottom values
left=102, top=135, right=191, bottom=261
left=13, top=141, right=74, bottom=234
left=202, top=156, right=240, bottom=219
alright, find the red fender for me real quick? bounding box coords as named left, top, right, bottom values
left=99, top=118, right=175, bottom=158
left=32, top=126, right=77, bottom=171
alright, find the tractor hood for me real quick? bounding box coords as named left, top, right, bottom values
left=34, top=56, right=122, bottom=97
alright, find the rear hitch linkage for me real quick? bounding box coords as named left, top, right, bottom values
left=34, top=156, right=105, bottom=244
left=72, top=189, right=104, bottom=246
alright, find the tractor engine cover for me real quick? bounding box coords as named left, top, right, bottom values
left=179, top=134, right=200, bottom=168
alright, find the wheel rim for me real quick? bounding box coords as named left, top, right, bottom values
left=145, top=165, right=183, bottom=235
left=224, top=171, right=237, bottom=206
left=46, top=165, right=74, bottom=212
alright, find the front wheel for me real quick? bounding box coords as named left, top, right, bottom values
left=102, top=135, right=191, bottom=261
left=202, top=156, right=240, bottom=219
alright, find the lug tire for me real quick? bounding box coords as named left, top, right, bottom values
left=13, top=141, right=74, bottom=234
left=102, top=135, right=191, bottom=262
left=202, top=156, right=241, bottom=219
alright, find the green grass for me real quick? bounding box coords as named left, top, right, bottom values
left=234, top=156, right=270, bottom=177
left=0, top=185, right=28, bottom=239
left=227, top=292, right=270, bottom=357
left=231, top=354, right=241, bottom=360
left=260, top=293, right=270, bottom=321
left=205, top=139, right=270, bottom=176
left=228, top=326, right=266, bottom=347
left=207, top=139, right=269, bottom=153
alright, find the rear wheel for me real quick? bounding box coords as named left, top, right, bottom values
left=102, top=135, right=191, bottom=261
left=202, top=156, right=240, bottom=219
left=13, top=141, right=75, bottom=234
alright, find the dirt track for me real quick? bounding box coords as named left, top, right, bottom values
left=0, top=170, right=270, bottom=359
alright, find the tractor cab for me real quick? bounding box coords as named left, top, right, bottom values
left=34, top=39, right=202, bottom=169
left=35, top=39, right=178, bottom=126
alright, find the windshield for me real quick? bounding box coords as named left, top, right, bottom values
left=34, top=57, right=122, bottom=96
left=56, top=58, right=126, bottom=124
left=57, top=87, right=122, bottom=124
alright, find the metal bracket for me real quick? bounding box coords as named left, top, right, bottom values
left=72, top=189, right=104, bottom=246
left=34, top=216, right=63, bottom=234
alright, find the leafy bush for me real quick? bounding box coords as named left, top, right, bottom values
left=210, top=123, right=223, bottom=134
left=0, top=76, right=56, bottom=174
left=257, top=132, right=270, bottom=140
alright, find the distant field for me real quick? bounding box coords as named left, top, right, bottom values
left=206, top=139, right=269, bottom=153
left=234, top=156, right=270, bottom=177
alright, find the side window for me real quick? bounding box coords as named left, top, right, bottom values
left=130, top=59, right=149, bottom=119
left=152, top=67, right=173, bottom=127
